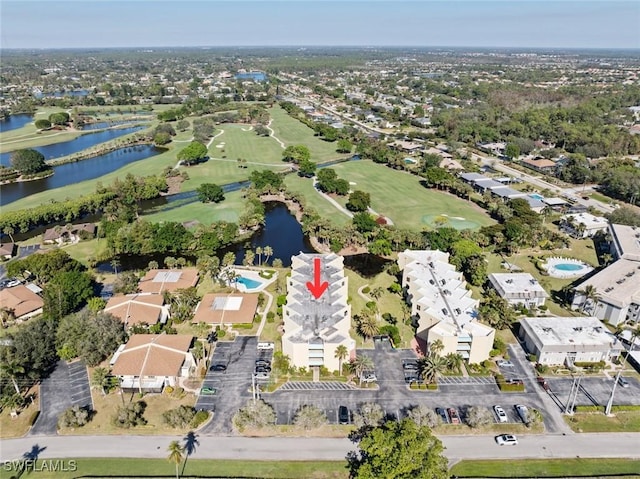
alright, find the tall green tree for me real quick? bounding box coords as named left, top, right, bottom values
left=335, top=344, right=349, bottom=375
left=348, top=418, right=448, bottom=479
left=167, top=440, right=185, bottom=479
left=11, top=149, right=48, bottom=175
left=177, top=141, right=208, bottom=165
left=196, top=183, right=225, bottom=203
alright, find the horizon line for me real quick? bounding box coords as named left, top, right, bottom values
left=2, top=45, right=640, bottom=52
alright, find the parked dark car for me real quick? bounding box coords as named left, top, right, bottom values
left=447, top=408, right=460, bottom=424
left=403, top=361, right=419, bottom=370
left=256, top=359, right=271, bottom=366
left=436, top=407, right=449, bottom=424
left=338, top=406, right=350, bottom=424
left=209, top=363, right=227, bottom=372
left=255, top=365, right=271, bottom=373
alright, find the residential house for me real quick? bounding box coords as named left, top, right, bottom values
left=193, top=293, right=259, bottom=326
left=398, top=250, right=495, bottom=364
left=521, top=158, right=557, bottom=175
left=0, top=242, right=15, bottom=260
left=560, top=213, right=608, bottom=239
left=488, top=273, right=548, bottom=308
left=138, top=269, right=199, bottom=294
left=389, top=140, right=423, bottom=154
left=282, top=253, right=355, bottom=371
left=519, top=316, right=622, bottom=366
left=43, top=223, right=96, bottom=244
left=104, top=294, right=169, bottom=328
left=110, top=334, right=195, bottom=393
left=0, top=284, right=44, bottom=321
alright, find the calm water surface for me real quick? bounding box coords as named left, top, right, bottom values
left=0, top=114, right=33, bottom=133
left=0, top=145, right=162, bottom=206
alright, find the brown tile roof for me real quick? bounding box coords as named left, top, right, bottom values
left=0, top=285, right=44, bottom=318
left=111, top=334, right=193, bottom=377
left=104, top=294, right=165, bottom=326
left=522, top=158, right=556, bottom=169
left=193, top=293, right=259, bottom=324
left=43, top=223, right=96, bottom=242
left=0, top=242, right=15, bottom=256
left=138, top=268, right=199, bottom=294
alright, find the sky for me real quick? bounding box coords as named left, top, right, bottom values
left=1, top=0, right=639, bottom=50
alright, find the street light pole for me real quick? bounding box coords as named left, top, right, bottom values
left=605, top=371, right=621, bottom=416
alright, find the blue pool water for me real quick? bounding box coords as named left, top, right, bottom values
left=236, top=276, right=263, bottom=290
left=555, top=263, right=584, bottom=271
left=529, top=193, right=545, bottom=200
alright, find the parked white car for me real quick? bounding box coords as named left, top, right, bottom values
left=493, top=405, right=508, bottom=423
left=257, top=342, right=274, bottom=350
left=361, top=373, right=377, bottom=383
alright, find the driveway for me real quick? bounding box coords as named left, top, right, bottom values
left=197, top=336, right=262, bottom=434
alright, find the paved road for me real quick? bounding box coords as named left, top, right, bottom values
left=2, top=433, right=640, bottom=462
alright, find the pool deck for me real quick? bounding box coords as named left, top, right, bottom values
left=543, top=257, right=594, bottom=279
left=228, top=267, right=278, bottom=292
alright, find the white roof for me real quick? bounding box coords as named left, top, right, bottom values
left=610, top=223, right=640, bottom=261
left=153, top=271, right=181, bottom=283
left=575, top=259, right=640, bottom=308
left=488, top=273, right=548, bottom=297
left=521, top=316, right=619, bottom=348
left=212, top=296, right=243, bottom=311
left=563, top=213, right=608, bottom=229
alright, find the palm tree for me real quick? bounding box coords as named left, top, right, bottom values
left=0, top=360, right=24, bottom=395
left=255, top=246, right=263, bottom=266
left=356, top=313, right=379, bottom=343
left=370, top=286, right=384, bottom=301
left=3, top=226, right=15, bottom=243
left=91, top=367, right=109, bottom=395
left=263, top=245, right=273, bottom=265
left=335, top=345, right=349, bottom=376
left=444, top=353, right=464, bottom=374
left=111, top=258, right=120, bottom=277
left=417, top=354, right=447, bottom=385
left=579, top=285, right=600, bottom=314
left=350, top=355, right=374, bottom=385
left=167, top=441, right=184, bottom=479
left=429, top=339, right=445, bottom=357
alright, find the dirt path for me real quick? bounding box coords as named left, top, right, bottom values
left=266, top=119, right=285, bottom=149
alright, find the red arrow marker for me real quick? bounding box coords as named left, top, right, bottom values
left=306, top=257, right=329, bottom=299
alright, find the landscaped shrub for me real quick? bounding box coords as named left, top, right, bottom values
left=58, top=405, right=92, bottom=429
left=527, top=354, right=538, bottom=362
left=276, top=295, right=287, bottom=306
left=232, top=400, right=276, bottom=432
left=293, top=405, right=327, bottom=429
left=259, top=269, right=276, bottom=279
left=164, top=386, right=174, bottom=395
left=191, top=410, right=209, bottom=428
left=267, top=311, right=275, bottom=323
left=112, top=401, right=147, bottom=429
left=162, top=405, right=196, bottom=428
left=362, top=286, right=370, bottom=294
left=379, top=324, right=400, bottom=346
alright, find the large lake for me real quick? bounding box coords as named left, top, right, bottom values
left=0, top=144, right=163, bottom=206
left=0, top=114, right=33, bottom=133
left=0, top=125, right=146, bottom=167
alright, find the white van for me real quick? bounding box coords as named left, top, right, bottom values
left=257, top=342, right=274, bottom=350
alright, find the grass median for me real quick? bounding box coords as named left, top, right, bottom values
left=451, top=458, right=640, bottom=477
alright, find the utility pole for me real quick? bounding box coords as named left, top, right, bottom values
left=605, top=371, right=621, bottom=416
left=251, top=373, right=256, bottom=403
left=565, top=374, right=582, bottom=415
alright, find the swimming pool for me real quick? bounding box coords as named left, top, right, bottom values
left=554, top=263, right=584, bottom=271
left=529, top=193, right=545, bottom=201
left=543, top=257, right=593, bottom=279
left=236, top=276, right=263, bottom=290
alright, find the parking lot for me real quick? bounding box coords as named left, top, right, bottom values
left=31, top=360, right=92, bottom=436
left=197, top=336, right=271, bottom=433
left=545, top=375, right=640, bottom=410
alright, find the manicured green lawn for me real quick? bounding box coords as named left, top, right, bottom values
left=284, top=174, right=351, bottom=226
left=179, top=124, right=290, bottom=192
left=0, top=458, right=349, bottom=479
left=142, top=190, right=246, bottom=225
left=268, top=105, right=348, bottom=163
left=329, top=161, right=494, bottom=231
left=565, top=410, right=640, bottom=432
left=451, top=458, right=640, bottom=477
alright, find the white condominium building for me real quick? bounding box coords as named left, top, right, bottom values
left=572, top=223, right=640, bottom=325
left=398, top=250, right=495, bottom=364
left=488, top=273, right=548, bottom=308
left=282, top=253, right=355, bottom=371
